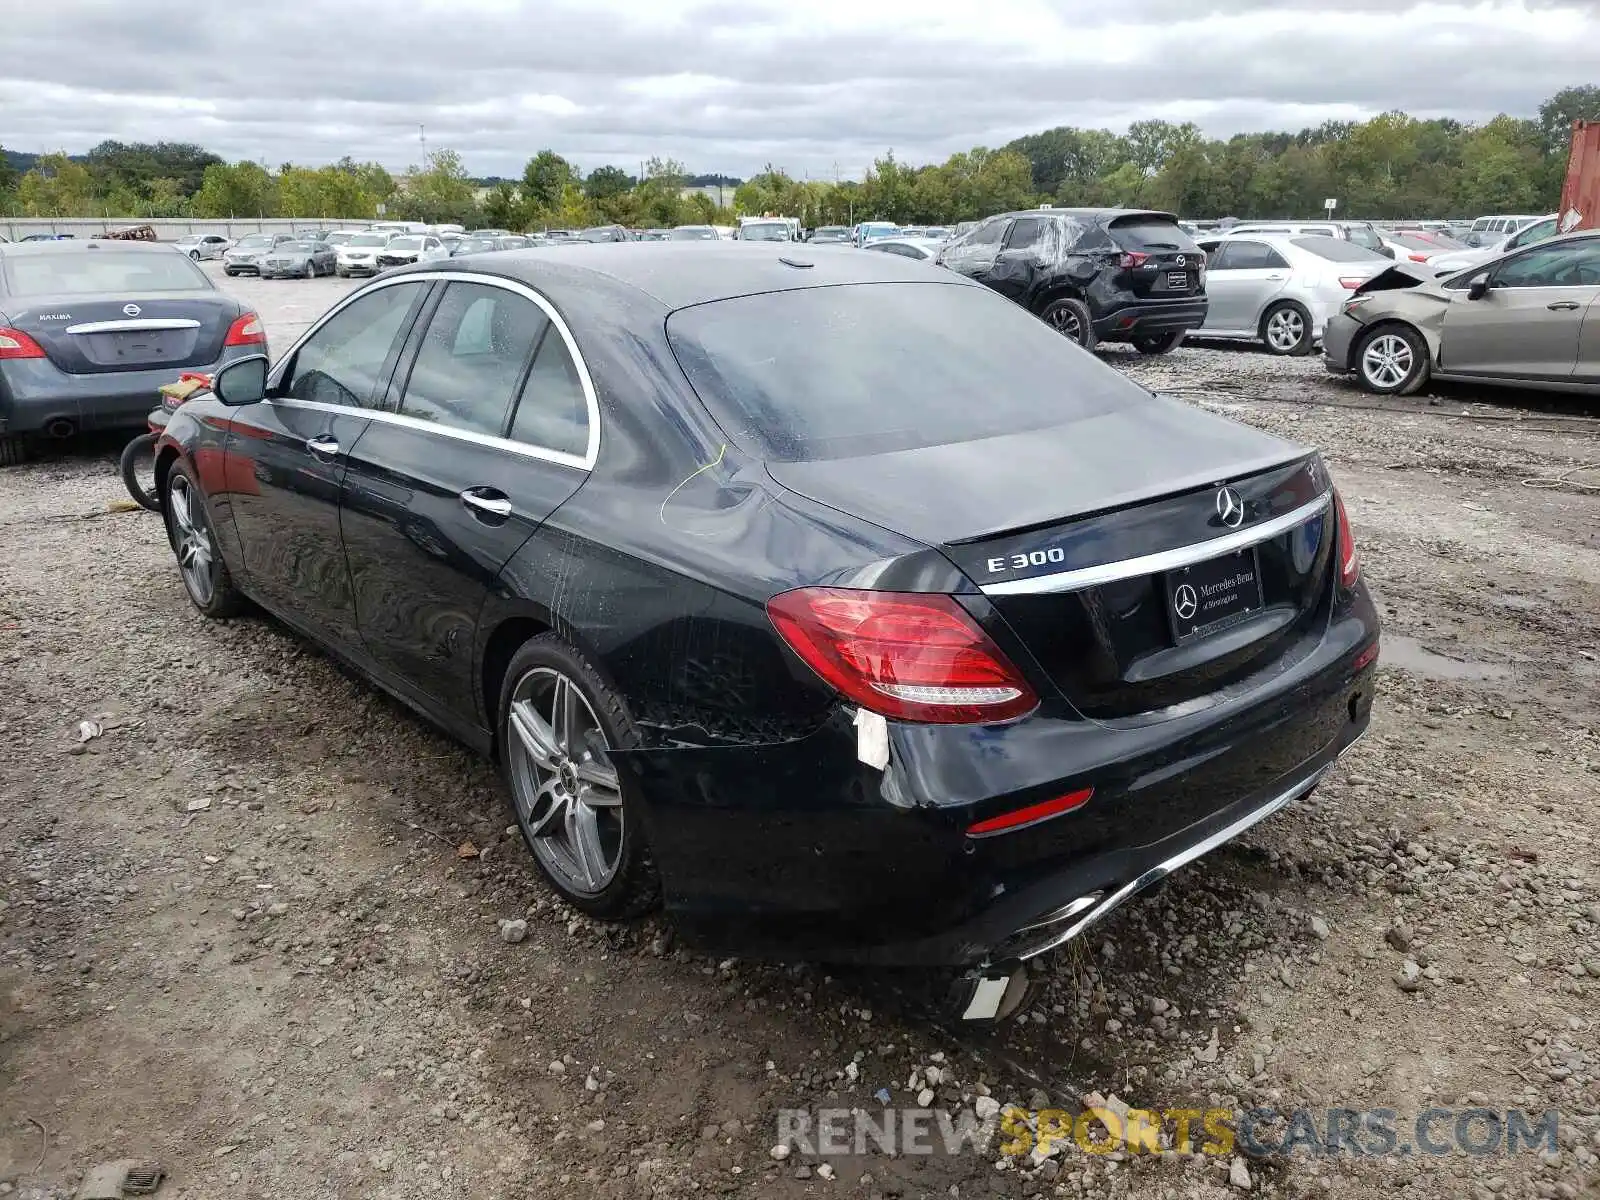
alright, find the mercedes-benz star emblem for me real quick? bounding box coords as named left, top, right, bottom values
left=122, top=303, right=141, bottom=317
left=1173, top=584, right=1198, bottom=621
left=1216, top=486, right=1245, bottom=529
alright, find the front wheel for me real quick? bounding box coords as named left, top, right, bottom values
left=0, top=434, right=29, bottom=468
left=188, top=249, right=201, bottom=261
left=304, top=259, right=316, bottom=279
left=119, top=432, right=161, bottom=512
left=1133, top=331, right=1184, bottom=355
left=1354, top=324, right=1429, bottom=395
left=1261, top=302, right=1313, bottom=356
left=163, top=462, right=245, bottom=617
left=1038, top=297, right=1095, bottom=351
left=499, top=634, right=660, bottom=920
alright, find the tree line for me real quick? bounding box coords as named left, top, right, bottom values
left=2, top=85, right=1595, bottom=228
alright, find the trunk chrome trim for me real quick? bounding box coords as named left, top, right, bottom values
left=65, top=318, right=203, bottom=334
left=1008, top=763, right=1329, bottom=963
left=979, top=490, right=1332, bottom=596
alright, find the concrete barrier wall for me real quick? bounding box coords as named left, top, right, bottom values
left=1, top=217, right=373, bottom=242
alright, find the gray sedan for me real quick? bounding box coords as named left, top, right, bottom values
left=172, top=233, right=234, bottom=261
left=257, top=239, right=338, bottom=279
left=862, top=237, right=946, bottom=262
left=1193, top=234, right=1391, bottom=355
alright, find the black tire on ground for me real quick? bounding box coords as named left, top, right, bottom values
left=1260, top=301, right=1314, bottom=356
left=1133, top=331, right=1185, bottom=355
left=162, top=460, right=246, bottom=618
left=304, top=259, right=316, bottom=278
left=188, top=249, right=201, bottom=261
left=0, top=434, right=29, bottom=468
left=497, top=633, right=662, bottom=921
left=1353, top=323, right=1430, bottom=395
left=1038, top=296, right=1096, bottom=351
left=119, top=432, right=161, bottom=512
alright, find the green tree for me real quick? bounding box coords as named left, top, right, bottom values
left=17, top=153, right=99, bottom=216
left=193, top=161, right=277, bottom=217
left=482, top=183, right=526, bottom=230
left=1538, top=85, right=1600, bottom=152
left=0, top=146, right=17, bottom=198
left=584, top=165, right=634, bottom=200
left=522, top=150, right=575, bottom=211
left=396, top=148, right=479, bottom=225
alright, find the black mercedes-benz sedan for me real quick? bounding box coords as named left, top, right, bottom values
left=152, top=244, right=1378, bottom=1010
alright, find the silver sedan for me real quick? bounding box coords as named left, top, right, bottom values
left=172, top=233, right=234, bottom=261
left=257, top=239, right=339, bottom=279
left=1193, top=234, right=1392, bottom=355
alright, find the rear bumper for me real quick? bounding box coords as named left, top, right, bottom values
left=615, top=587, right=1379, bottom=967
left=1093, top=297, right=1209, bottom=341
left=1321, top=313, right=1363, bottom=372
left=0, top=346, right=255, bottom=435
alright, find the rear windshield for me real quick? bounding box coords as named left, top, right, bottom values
left=389, top=237, right=423, bottom=250
left=667, top=282, right=1142, bottom=462
left=349, top=233, right=388, bottom=247
left=3, top=251, right=210, bottom=296
left=1107, top=218, right=1198, bottom=251
left=1290, top=237, right=1386, bottom=262
left=1388, top=233, right=1436, bottom=251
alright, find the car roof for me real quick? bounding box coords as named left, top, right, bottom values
left=1001, top=207, right=1180, bottom=224
left=0, top=239, right=183, bottom=258
left=385, top=242, right=974, bottom=311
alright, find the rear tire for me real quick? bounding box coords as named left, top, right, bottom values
left=1261, top=301, right=1313, bottom=356
left=119, top=432, right=161, bottom=512
left=0, top=434, right=30, bottom=468
left=1354, top=324, right=1429, bottom=395
left=188, top=249, right=200, bottom=261
left=498, top=634, right=661, bottom=921
left=1133, top=331, right=1184, bottom=355
left=163, top=461, right=245, bottom=618
left=1038, top=297, right=1095, bottom=351
left=304, top=260, right=316, bottom=279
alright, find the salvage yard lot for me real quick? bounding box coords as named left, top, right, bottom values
left=1, top=263, right=1598, bottom=1200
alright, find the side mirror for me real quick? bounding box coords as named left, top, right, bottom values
left=213, top=355, right=269, bottom=406
left=1467, top=273, right=1490, bottom=301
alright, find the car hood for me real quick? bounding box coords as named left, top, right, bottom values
left=1425, top=248, right=1493, bottom=275
left=227, top=245, right=274, bottom=256
left=764, top=394, right=1305, bottom=546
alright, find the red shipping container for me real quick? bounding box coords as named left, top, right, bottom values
left=1558, top=119, right=1600, bottom=233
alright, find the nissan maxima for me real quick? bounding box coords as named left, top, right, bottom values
left=0, top=240, right=266, bottom=463
left=150, top=245, right=1378, bottom=1013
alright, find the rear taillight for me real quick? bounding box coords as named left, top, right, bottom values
left=1338, top=276, right=1367, bottom=289
left=224, top=312, right=266, bottom=346
left=766, top=587, right=1038, bottom=724
left=0, top=326, right=47, bottom=360
left=1407, top=253, right=1430, bottom=263
left=1118, top=251, right=1149, bottom=269
left=1333, top=489, right=1360, bottom=588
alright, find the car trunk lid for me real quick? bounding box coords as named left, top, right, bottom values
left=766, top=400, right=1333, bottom=720
left=4, top=292, right=238, bottom=375
left=1105, top=213, right=1206, bottom=298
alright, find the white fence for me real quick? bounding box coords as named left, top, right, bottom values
left=1, top=217, right=372, bottom=242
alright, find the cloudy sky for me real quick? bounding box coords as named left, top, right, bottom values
left=1, top=0, right=1594, bottom=179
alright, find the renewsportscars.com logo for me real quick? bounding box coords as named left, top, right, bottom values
left=775, top=1105, right=1561, bottom=1159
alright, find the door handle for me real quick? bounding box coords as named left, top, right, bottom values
left=460, top=487, right=512, bottom=519
left=306, top=434, right=340, bottom=459
left=1265, top=274, right=1288, bottom=280
left=1547, top=300, right=1581, bottom=311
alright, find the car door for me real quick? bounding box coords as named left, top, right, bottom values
left=985, top=215, right=1056, bottom=304
left=1440, top=238, right=1600, bottom=380
left=1201, top=240, right=1288, bottom=332
left=339, top=277, right=594, bottom=722
left=223, top=278, right=431, bottom=650
left=940, top=217, right=1006, bottom=281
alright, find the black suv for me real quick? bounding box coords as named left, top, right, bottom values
left=939, top=208, right=1208, bottom=354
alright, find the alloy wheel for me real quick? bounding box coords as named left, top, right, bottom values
left=506, top=667, right=624, bottom=896
left=1361, top=333, right=1413, bottom=389
left=1266, top=308, right=1305, bottom=352
left=1047, top=306, right=1084, bottom=342
left=168, top=475, right=215, bottom=605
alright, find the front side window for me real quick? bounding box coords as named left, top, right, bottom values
left=398, top=282, right=548, bottom=436
left=1003, top=217, right=1048, bottom=250
left=1493, top=240, right=1600, bottom=288
left=285, top=282, right=424, bottom=409
left=963, top=219, right=1005, bottom=248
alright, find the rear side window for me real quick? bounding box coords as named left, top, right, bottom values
left=2, top=250, right=210, bottom=295
left=1003, top=217, right=1049, bottom=250
left=286, top=281, right=425, bottom=409
left=667, top=282, right=1144, bottom=462
left=1291, top=237, right=1386, bottom=262
left=1107, top=218, right=1198, bottom=252
left=399, top=282, right=548, bottom=436
left=1219, top=241, right=1287, bottom=270
left=509, top=325, right=590, bottom=458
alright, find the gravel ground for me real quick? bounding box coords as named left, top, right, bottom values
left=2, top=267, right=1598, bottom=1200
